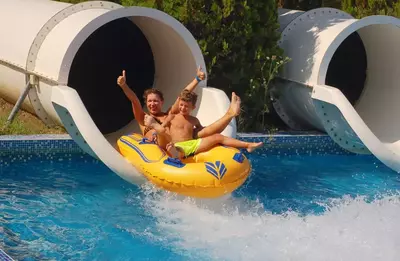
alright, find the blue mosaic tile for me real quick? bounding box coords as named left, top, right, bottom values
left=0, top=135, right=83, bottom=156
left=237, top=133, right=355, bottom=156
left=0, top=132, right=357, bottom=157
left=0, top=249, right=14, bottom=261
left=237, top=130, right=326, bottom=137
left=0, top=152, right=99, bottom=167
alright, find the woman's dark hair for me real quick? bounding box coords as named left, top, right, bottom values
left=143, top=88, right=164, bottom=102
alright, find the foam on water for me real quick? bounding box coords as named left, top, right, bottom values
left=138, top=185, right=400, bottom=261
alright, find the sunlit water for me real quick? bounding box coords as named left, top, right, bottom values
left=0, top=153, right=399, bottom=261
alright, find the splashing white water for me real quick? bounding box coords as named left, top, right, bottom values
left=138, top=185, right=400, bottom=261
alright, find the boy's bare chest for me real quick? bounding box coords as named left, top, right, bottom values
left=171, top=116, right=194, bottom=130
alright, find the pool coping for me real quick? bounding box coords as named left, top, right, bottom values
left=0, top=132, right=327, bottom=141
left=0, top=134, right=73, bottom=140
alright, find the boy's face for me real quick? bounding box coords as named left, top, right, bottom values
left=178, top=100, right=195, bottom=115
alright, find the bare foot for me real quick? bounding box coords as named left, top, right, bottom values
left=166, top=143, right=183, bottom=159
left=228, top=92, right=241, bottom=117
left=246, top=142, right=263, bottom=153
left=144, top=115, right=164, bottom=133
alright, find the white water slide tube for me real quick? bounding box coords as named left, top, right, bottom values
left=0, top=0, right=236, bottom=185
left=274, top=8, right=400, bottom=172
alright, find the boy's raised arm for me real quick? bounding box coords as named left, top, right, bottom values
left=117, top=70, right=145, bottom=125
left=167, top=66, right=206, bottom=114
left=161, top=113, right=174, bottom=128
left=184, top=65, right=206, bottom=93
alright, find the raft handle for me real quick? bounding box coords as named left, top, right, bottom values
left=163, top=157, right=186, bottom=168
left=233, top=153, right=245, bottom=163
left=139, top=138, right=156, bottom=145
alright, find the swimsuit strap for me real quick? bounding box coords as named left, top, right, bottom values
left=154, top=117, right=163, bottom=125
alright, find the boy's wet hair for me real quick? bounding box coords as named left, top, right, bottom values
left=179, top=90, right=198, bottom=105
left=143, top=88, right=164, bottom=102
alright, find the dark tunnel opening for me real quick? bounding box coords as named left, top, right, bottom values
left=68, top=17, right=155, bottom=134
left=325, top=31, right=367, bottom=105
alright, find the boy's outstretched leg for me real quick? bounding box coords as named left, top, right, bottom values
left=196, top=134, right=263, bottom=154
left=196, top=92, right=241, bottom=138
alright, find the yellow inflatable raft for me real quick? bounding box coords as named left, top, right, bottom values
left=117, top=133, right=251, bottom=198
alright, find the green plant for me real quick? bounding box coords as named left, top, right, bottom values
left=239, top=55, right=290, bottom=132
left=341, top=0, right=400, bottom=18
left=0, top=114, right=66, bottom=135
left=260, top=56, right=290, bottom=128
left=0, top=116, right=34, bottom=135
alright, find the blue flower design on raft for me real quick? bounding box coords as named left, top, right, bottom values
left=205, top=161, right=228, bottom=180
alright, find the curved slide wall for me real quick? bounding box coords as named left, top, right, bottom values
left=274, top=8, right=400, bottom=172
left=0, top=0, right=236, bottom=185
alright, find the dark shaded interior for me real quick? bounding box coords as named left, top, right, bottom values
left=68, top=18, right=155, bottom=134
left=325, top=32, right=367, bottom=105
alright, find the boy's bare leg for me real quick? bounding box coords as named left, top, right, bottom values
left=196, top=134, right=263, bottom=154
left=197, top=92, right=241, bottom=138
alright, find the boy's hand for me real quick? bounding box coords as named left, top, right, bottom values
left=117, top=70, right=126, bottom=87
left=196, top=66, right=206, bottom=81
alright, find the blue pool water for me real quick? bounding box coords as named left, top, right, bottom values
left=1, top=153, right=399, bottom=261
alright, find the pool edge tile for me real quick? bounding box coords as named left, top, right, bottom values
left=0, top=132, right=354, bottom=156
left=0, top=134, right=72, bottom=140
